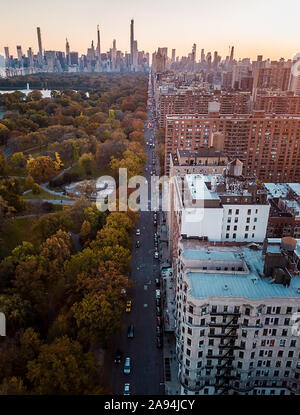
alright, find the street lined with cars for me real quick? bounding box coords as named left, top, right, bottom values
left=110, top=74, right=164, bottom=395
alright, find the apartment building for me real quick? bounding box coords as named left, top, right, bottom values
left=252, top=60, right=292, bottom=99
left=157, top=89, right=250, bottom=128
left=169, top=147, right=229, bottom=178
left=255, top=92, right=300, bottom=114
left=175, top=237, right=300, bottom=395
left=164, top=111, right=300, bottom=181
left=168, top=170, right=270, bottom=266
left=265, top=183, right=300, bottom=239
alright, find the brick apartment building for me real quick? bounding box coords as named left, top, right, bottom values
left=164, top=111, right=300, bottom=182
left=158, top=90, right=250, bottom=128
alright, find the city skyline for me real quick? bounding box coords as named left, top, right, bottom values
left=1, top=0, right=300, bottom=61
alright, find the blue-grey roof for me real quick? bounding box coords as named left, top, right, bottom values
left=184, top=246, right=300, bottom=299
left=187, top=271, right=300, bottom=299
left=183, top=249, right=240, bottom=262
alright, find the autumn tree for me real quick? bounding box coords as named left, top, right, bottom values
left=8, top=152, right=26, bottom=170
left=0, top=123, right=10, bottom=145
left=26, top=336, right=99, bottom=394
left=0, top=294, right=34, bottom=335
left=26, top=156, right=57, bottom=182
left=0, top=152, right=8, bottom=176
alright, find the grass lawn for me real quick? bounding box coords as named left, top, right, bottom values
left=0, top=217, right=39, bottom=259
left=23, top=188, right=70, bottom=201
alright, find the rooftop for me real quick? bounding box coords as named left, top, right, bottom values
left=185, top=174, right=220, bottom=201
left=180, top=239, right=300, bottom=300
left=178, top=147, right=227, bottom=158
left=185, top=246, right=300, bottom=299
left=264, top=183, right=290, bottom=199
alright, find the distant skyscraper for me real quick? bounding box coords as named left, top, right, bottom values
left=37, top=27, right=43, bottom=57
left=201, top=48, right=205, bottom=63
left=130, top=19, right=134, bottom=65
left=96, top=25, right=101, bottom=57
left=230, top=45, right=234, bottom=62
left=4, top=47, right=9, bottom=60
left=192, top=43, right=196, bottom=62
left=27, top=47, right=33, bottom=65
left=172, top=49, right=176, bottom=63
left=66, top=38, right=70, bottom=65
left=16, top=45, right=22, bottom=61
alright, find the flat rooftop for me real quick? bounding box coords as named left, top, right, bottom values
left=264, top=183, right=290, bottom=199
left=181, top=242, right=300, bottom=300
left=185, top=175, right=220, bottom=201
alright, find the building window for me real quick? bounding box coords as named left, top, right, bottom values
left=233, top=233, right=236, bottom=239
left=236, top=209, right=239, bottom=215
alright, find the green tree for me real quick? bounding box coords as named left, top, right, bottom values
left=78, top=153, right=94, bottom=176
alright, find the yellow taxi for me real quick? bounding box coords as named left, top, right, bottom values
left=126, top=300, right=132, bottom=313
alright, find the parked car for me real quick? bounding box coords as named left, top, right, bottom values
left=136, top=229, right=140, bottom=236
left=124, top=357, right=131, bottom=374
left=157, top=317, right=162, bottom=326
left=154, top=251, right=159, bottom=259
left=156, top=306, right=161, bottom=316
left=136, top=240, right=140, bottom=248
left=155, top=278, right=160, bottom=288
left=153, top=219, right=157, bottom=226
left=156, top=289, right=161, bottom=299
left=156, top=326, right=162, bottom=336
left=156, top=336, right=163, bottom=348
left=154, top=240, right=158, bottom=247
left=156, top=298, right=161, bottom=307
left=128, top=324, right=134, bottom=338
left=124, top=383, right=130, bottom=395
left=126, top=300, right=132, bottom=312
left=114, top=349, right=122, bottom=363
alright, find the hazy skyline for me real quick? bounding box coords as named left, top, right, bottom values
left=1, top=0, right=300, bottom=61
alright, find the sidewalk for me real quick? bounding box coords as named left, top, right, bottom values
left=157, top=210, right=181, bottom=395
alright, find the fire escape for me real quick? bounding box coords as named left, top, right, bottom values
left=208, top=311, right=241, bottom=394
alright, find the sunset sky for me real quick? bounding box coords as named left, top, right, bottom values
left=1, top=0, right=299, bottom=61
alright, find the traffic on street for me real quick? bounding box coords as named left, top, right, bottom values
left=110, top=73, right=164, bottom=395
